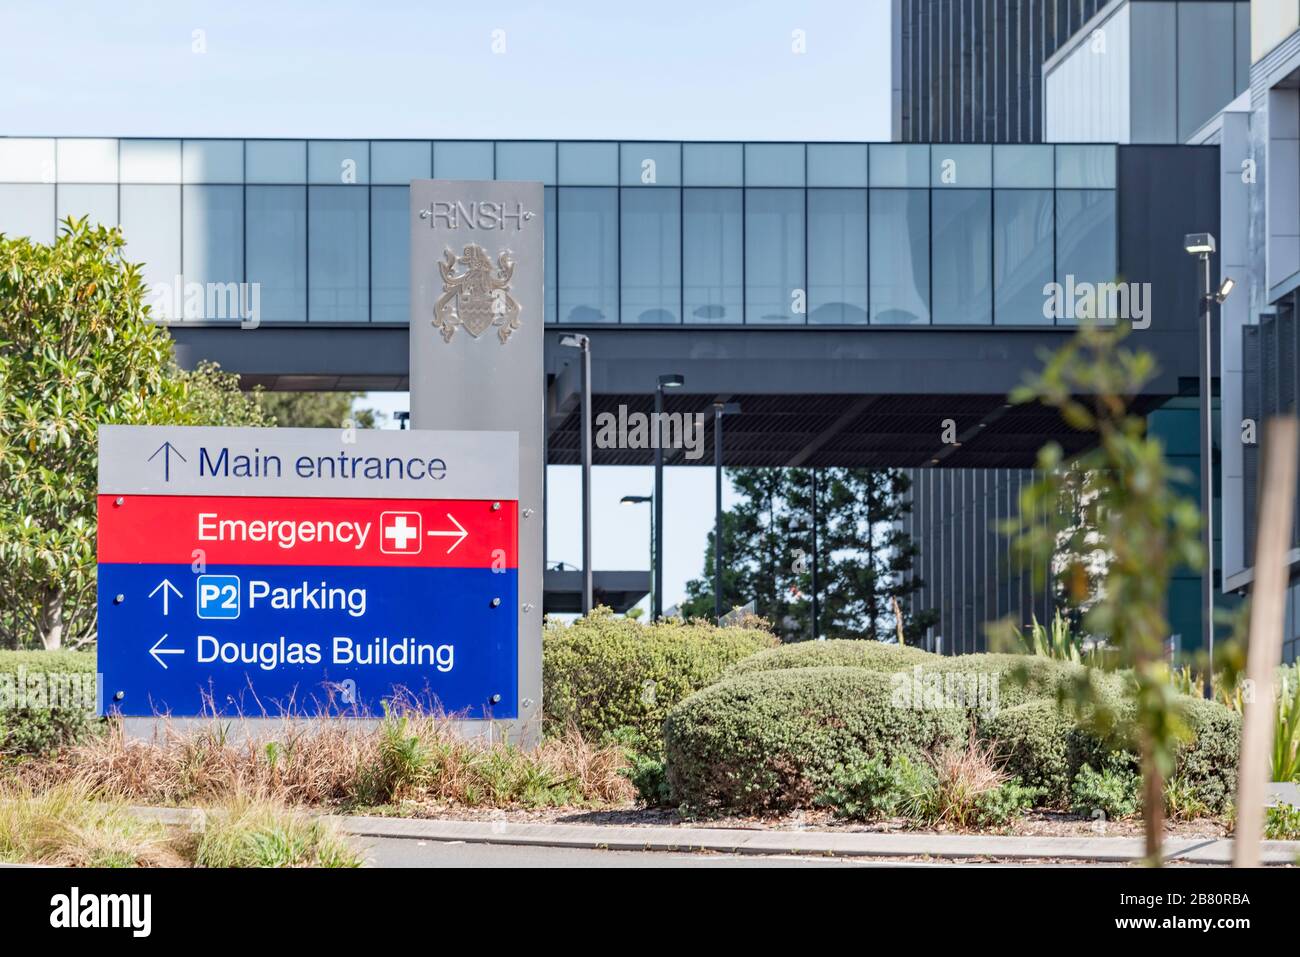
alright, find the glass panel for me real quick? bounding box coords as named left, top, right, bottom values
left=0, top=185, right=54, bottom=243
left=869, top=189, right=929, bottom=324
left=545, top=187, right=556, bottom=324
left=869, top=144, right=929, bottom=187
left=308, top=140, right=369, bottom=185
left=56, top=184, right=117, bottom=228
left=56, top=139, right=118, bottom=182
left=994, top=189, right=1054, bottom=325
left=682, top=188, right=742, bottom=323
left=1129, top=2, right=1177, bottom=143
left=558, top=187, right=618, bottom=322
left=371, top=141, right=431, bottom=185
left=1055, top=145, right=1116, bottom=189
left=371, top=186, right=409, bottom=324
left=932, top=191, right=992, bottom=324
left=1056, top=189, right=1119, bottom=324
left=1178, top=1, right=1237, bottom=141
left=808, top=189, right=867, bottom=324
left=745, top=188, right=804, bottom=324
left=807, top=144, right=868, bottom=187
left=433, top=141, right=493, bottom=180
left=119, top=185, right=181, bottom=299
left=682, top=144, right=743, bottom=186
left=0, top=138, right=55, bottom=183
left=620, top=143, right=680, bottom=186
left=496, top=142, right=556, bottom=184
left=558, top=143, right=617, bottom=185
left=308, top=186, right=369, bottom=322
left=120, top=140, right=181, bottom=183
left=183, top=140, right=243, bottom=183
left=182, top=186, right=244, bottom=320
left=620, top=188, right=680, bottom=323
left=246, top=141, right=306, bottom=184
left=993, top=145, right=1054, bottom=188
left=745, top=144, right=805, bottom=187
left=246, top=186, right=307, bottom=322
left=931, top=144, right=992, bottom=187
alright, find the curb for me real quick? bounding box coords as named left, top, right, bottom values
left=131, top=807, right=1300, bottom=864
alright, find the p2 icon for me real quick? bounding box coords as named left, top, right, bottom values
left=197, top=574, right=241, bottom=620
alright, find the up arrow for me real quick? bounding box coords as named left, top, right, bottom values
left=149, top=634, right=184, bottom=669
left=148, top=578, right=183, bottom=616
left=426, top=513, right=469, bottom=553
left=147, top=441, right=187, bottom=482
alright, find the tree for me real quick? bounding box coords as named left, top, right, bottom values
left=256, top=391, right=378, bottom=429
left=0, top=220, right=272, bottom=650
left=1002, top=321, right=1203, bottom=865
left=682, top=467, right=935, bottom=642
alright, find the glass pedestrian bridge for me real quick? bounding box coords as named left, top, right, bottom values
left=0, top=138, right=1118, bottom=329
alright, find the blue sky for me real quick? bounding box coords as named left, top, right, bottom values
left=0, top=0, right=892, bottom=612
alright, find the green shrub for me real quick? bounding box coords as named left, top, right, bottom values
left=979, top=701, right=1089, bottom=806
left=662, top=667, right=968, bottom=813
left=723, top=639, right=935, bottom=680
left=1264, top=803, right=1300, bottom=840
left=1070, top=757, right=1141, bottom=820
left=975, top=780, right=1043, bottom=827
left=913, top=653, right=1098, bottom=712
left=0, top=650, right=98, bottom=756
left=542, top=608, right=776, bottom=742
left=1169, top=696, right=1240, bottom=815
left=815, top=755, right=906, bottom=820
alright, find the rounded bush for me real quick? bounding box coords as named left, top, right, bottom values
left=542, top=608, right=776, bottom=742
left=978, top=700, right=1108, bottom=806
left=723, top=639, right=935, bottom=679
left=1170, top=696, right=1240, bottom=814
left=911, top=653, right=1088, bottom=712
left=662, top=667, right=968, bottom=813
left=0, top=649, right=98, bottom=755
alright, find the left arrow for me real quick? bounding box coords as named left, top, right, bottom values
left=148, top=578, right=183, bottom=616
left=149, top=634, right=184, bottom=669
left=147, top=441, right=187, bottom=482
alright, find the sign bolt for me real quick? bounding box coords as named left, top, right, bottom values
left=522, top=603, right=535, bottom=613
left=113, top=691, right=124, bottom=701
left=491, top=597, right=501, bottom=607
left=113, top=594, right=124, bottom=605
left=490, top=693, right=502, bottom=704
left=491, top=501, right=501, bottom=511
left=114, top=497, right=124, bottom=507
left=522, top=508, right=535, bottom=518
left=522, top=698, right=534, bottom=709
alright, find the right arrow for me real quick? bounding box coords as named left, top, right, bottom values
left=149, top=634, right=184, bottom=669
left=426, top=513, right=469, bottom=553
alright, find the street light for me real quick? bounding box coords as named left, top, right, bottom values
left=1184, top=231, right=1234, bottom=700
left=712, top=401, right=741, bottom=622
left=559, top=334, right=592, bottom=616
left=620, top=494, right=653, bottom=616
left=653, top=374, right=684, bottom=620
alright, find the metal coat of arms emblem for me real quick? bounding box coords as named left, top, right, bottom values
left=433, top=243, right=522, bottom=344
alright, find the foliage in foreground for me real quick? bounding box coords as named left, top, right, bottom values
left=0, top=649, right=98, bottom=756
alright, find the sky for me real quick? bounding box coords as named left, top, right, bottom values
left=0, top=0, right=893, bottom=613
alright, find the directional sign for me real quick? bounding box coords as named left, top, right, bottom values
left=98, top=425, right=520, bottom=719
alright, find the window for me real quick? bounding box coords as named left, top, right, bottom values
left=932, top=190, right=992, bottom=325
left=183, top=140, right=243, bottom=183
left=0, top=185, right=54, bottom=244
left=620, top=188, right=681, bottom=323
left=371, top=141, right=431, bottom=185
left=620, top=143, right=680, bottom=186
left=119, top=185, right=181, bottom=298
left=56, top=185, right=117, bottom=229
left=308, top=186, right=369, bottom=322
left=246, top=141, right=306, bottom=184
left=745, top=188, right=805, bottom=323
left=807, top=144, right=868, bottom=187
left=1056, top=189, right=1118, bottom=323
left=496, top=142, right=556, bottom=184
left=371, top=186, right=408, bottom=324
left=56, top=139, right=118, bottom=182
left=682, top=188, right=742, bottom=323
left=308, top=141, right=369, bottom=185
left=745, top=144, right=805, bottom=186
left=994, top=189, right=1054, bottom=325
left=558, top=143, right=617, bottom=185
left=869, top=189, right=929, bottom=324
left=558, top=187, right=618, bottom=322
left=246, top=186, right=306, bottom=322
left=807, top=189, right=867, bottom=324
left=434, top=142, right=493, bottom=180
left=183, top=186, right=244, bottom=317
left=683, top=144, right=743, bottom=186
left=120, top=140, right=181, bottom=183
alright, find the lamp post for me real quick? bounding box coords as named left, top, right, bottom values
left=713, top=401, right=741, bottom=622
left=560, top=334, right=593, bottom=615
left=620, top=494, right=653, bottom=616
left=654, top=374, right=684, bottom=620
left=1183, top=233, right=1235, bottom=700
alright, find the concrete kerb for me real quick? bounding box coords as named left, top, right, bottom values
left=128, top=807, right=1300, bottom=865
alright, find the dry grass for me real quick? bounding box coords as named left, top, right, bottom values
left=20, top=711, right=635, bottom=812
left=0, top=779, right=184, bottom=867
left=921, top=739, right=1010, bottom=829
